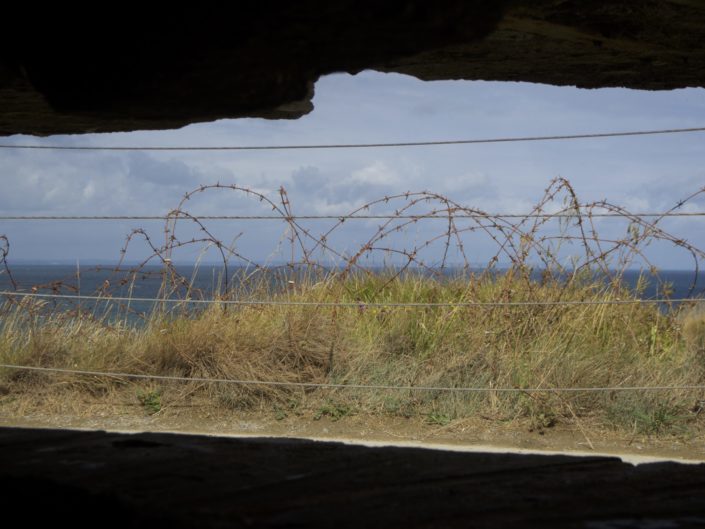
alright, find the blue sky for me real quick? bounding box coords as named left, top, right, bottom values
left=1, top=71, right=704, bottom=269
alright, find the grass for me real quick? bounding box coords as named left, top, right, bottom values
left=1, top=178, right=704, bottom=437
left=1, top=269, right=704, bottom=437
left=137, top=388, right=162, bottom=415
left=314, top=400, right=354, bottom=422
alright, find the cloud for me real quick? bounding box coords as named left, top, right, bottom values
left=1, top=71, right=704, bottom=267
left=0, top=150, right=216, bottom=216
left=348, top=161, right=401, bottom=187
left=125, top=152, right=199, bottom=186
left=289, top=165, right=329, bottom=195
left=287, top=162, right=408, bottom=214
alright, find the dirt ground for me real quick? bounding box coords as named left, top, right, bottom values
left=2, top=395, right=704, bottom=464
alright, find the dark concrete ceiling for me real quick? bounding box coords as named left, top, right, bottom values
left=2, top=0, right=704, bottom=136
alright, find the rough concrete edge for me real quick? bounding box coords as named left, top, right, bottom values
left=27, top=424, right=704, bottom=467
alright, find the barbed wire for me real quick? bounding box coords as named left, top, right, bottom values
left=2, top=363, right=704, bottom=393
left=1, top=211, right=705, bottom=221
left=1, top=127, right=704, bottom=152
left=2, top=179, right=705, bottom=306
left=1, top=290, right=700, bottom=307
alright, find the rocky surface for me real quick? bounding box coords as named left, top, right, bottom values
left=2, top=1, right=705, bottom=135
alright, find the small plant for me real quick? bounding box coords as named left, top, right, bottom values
left=137, top=388, right=162, bottom=415
left=271, top=396, right=303, bottom=421
left=636, top=405, right=688, bottom=435
left=314, top=400, right=352, bottom=421
left=528, top=411, right=557, bottom=432
left=382, top=396, right=415, bottom=418
left=426, top=412, right=451, bottom=426
left=608, top=401, right=689, bottom=435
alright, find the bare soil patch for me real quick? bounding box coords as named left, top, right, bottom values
left=3, top=392, right=704, bottom=463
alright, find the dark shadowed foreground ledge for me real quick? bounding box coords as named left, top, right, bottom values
left=1, top=427, right=704, bottom=528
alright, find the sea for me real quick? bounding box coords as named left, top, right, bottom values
left=1, top=264, right=704, bottom=324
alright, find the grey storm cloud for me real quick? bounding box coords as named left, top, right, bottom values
left=125, top=152, right=200, bottom=187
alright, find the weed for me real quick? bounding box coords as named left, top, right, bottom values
left=382, top=396, right=415, bottom=418
left=273, top=399, right=303, bottom=421
left=426, top=412, right=451, bottom=426
left=607, top=400, right=689, bottom=435
left=528, top=411, right=557, bottom=432
left=137, top=388, right=162, bottom=415
left=314, top=400, right=353, bottom=422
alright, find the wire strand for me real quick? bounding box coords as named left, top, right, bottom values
left=2, top=126, right=704, bottom=151
left=1, top=290, right=700, bottom=307
left=1, top=364, right=704, bottom=393
left=1, top=212, right=704, bottom=221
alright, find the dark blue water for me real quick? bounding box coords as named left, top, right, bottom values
left=0, top=264, right=333, bottom=322
left=1, top=264, right=704, bottom=323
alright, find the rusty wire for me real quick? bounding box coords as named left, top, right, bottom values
left=2, top=178, right=705, bottom=306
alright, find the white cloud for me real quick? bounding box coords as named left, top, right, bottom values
left=348, top=161, right=401, bottom=187
left=440, top=171, right=489, bottom=193
left=1, top=71, right=704, bottom=267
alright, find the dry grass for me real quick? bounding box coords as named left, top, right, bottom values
left=1, top=272, right=704, bottom=436
left=1, top=178, right=705, bottom=436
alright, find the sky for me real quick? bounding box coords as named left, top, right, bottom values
left=1, top=70, right=704, bottom=270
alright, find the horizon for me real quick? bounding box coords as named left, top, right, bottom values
left=1, top=71, right=704, bottom=270
left=4, top=259, right=704, bottom=274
